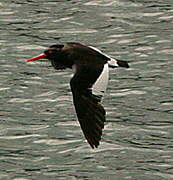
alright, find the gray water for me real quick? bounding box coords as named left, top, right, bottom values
left=0, top=0, right=173, bottom=179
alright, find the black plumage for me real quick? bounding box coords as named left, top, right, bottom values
left=26, top=42, right=129, bottom=148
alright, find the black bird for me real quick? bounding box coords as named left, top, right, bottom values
left=26, top=42, right=129, bottom=148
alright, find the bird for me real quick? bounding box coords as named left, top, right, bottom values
left=26, top=42, right=129, bottom=148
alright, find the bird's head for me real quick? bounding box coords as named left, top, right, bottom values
left=26, top=44, right=64, bottom=62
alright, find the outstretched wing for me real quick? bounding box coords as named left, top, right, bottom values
left=70, top=63, right=109, bottom=148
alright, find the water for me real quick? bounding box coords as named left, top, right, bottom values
left=0, top=0, right=173, bottom=179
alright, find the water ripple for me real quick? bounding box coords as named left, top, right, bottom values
left=1, top=0, right=173, bottom=179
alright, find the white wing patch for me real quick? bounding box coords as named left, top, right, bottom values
left=89, top=46, right=119, bottom=68
left=92, top=63, right=109, bottom=97
left=89, top=46, right=110, bottom=59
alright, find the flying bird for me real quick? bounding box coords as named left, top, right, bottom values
left=26, top=42, right=129, bottom=148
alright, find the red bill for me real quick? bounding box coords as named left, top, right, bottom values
left=26, top=53, right=47, bottom=62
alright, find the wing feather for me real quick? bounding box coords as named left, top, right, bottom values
left=70, top=64, right=107, bottom=148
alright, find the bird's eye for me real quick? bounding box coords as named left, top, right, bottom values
left=48, top=50, right=53, bottom=54
left=44, top=49, right=56, bottom=55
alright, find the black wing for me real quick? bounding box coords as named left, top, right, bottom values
left=70, top=64, right=106, bottom=148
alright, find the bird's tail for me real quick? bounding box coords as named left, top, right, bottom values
left=108, top=58, right=129, bottom=68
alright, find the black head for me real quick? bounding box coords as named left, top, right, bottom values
left=26, top=44, right=64, bottom=62
left=44, top=44, right=64, bottom=60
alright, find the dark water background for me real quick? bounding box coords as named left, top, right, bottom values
left=0, top=0, right=173, bottom=179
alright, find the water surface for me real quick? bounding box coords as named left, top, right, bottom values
left=0, top=0, right=173, bottom=179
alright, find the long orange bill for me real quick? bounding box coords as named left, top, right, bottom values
left=26, top=53, right=47, bottom=62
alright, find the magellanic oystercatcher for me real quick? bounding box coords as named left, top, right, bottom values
left=26, top=42, right=129, bottom=149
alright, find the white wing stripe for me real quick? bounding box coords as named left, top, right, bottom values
left=89, top=46, right=111, bottom=59
left=92, top=63, right=109, bottom=97
left=89, top=46, right=119, bottom=67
